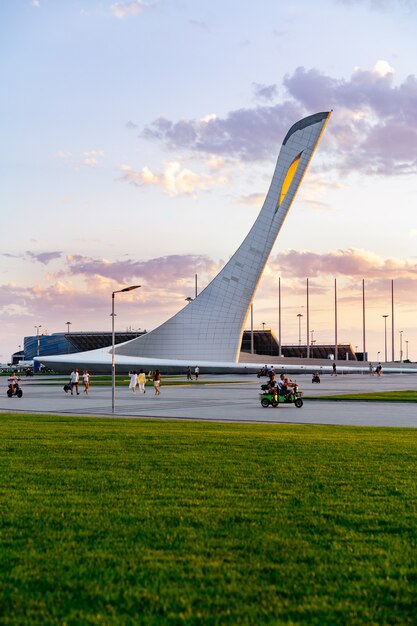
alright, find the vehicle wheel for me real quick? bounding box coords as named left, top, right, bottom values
left=261, top=398, right=270, bottom=408
left=17, top=390, right=23, bottom=398
left=271, top=401, right=279, bottom=408
left=295, top=398, right=303, bottom=408
left=7, top=390, right=12, bottom=398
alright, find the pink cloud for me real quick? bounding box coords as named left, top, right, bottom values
left=26, top=251, right=62, bottom=265
left=270, top=248, right=417, bottom=279
left=141, top=63, right=417, bottom=176
left=65, top=254, right=219, bottom=285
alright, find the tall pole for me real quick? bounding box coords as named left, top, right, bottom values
left=250, top=303, right=254, bottom=355
left=306, top=278, right=310, bottom=359
left=399, top=330, right=403, bottom=363
left=111, top=292, right=115, bottom=413
left=195, top=273, right=198, bottom=299
left=406, top=340, right=409, bottom=361
left=334, top=278, right=338, bottom=362
left=34, top=325, right=42, bottom=357
left=362, top=279, right=366, bottom=360
left=111, top=285, right=141, bottom=414
left=278, top=277, right=282, bottom=358
left=382, top=315, right=389, bottom=363
left=297, top=314, right=303, bottom=347
left=391, top=279, right=395, bottom=362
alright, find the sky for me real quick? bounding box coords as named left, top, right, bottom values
left=1, top=0, right=417, bottom=363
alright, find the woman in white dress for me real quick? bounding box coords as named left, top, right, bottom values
left=129, top=370, right=138, bottom=393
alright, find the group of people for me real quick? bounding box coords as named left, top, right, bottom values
left=68, top=368, right=90, bottom=395
left=267, top=368, right=296, bottom=398
left=369, top=362, right=383, bottom=377
left=129, top=369, right=161, bottom=395
left=128, top=369, right=148, bottom=394
left=186, top=366, right=200, bottom=381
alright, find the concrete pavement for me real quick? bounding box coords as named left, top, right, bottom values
left=1, top=373, right=416, bottom=427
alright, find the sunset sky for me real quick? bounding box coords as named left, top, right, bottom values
left=1, top=0, right=417, bottom=363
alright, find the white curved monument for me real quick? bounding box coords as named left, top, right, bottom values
left=37, top=111, right=333, bottom=373
left=115, top=111, right=331, bottom=362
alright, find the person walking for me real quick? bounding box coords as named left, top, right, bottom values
left=129, top=370, right=138, bottom=393
left=138, top=369, right=146, bottom=394
left=83, top=369, right=90, bottom=394
left=332, top=362, right=337, bottom=376
left=70, top=368, right=79, bottom=395
left=153, top=369, right=161, bottom=395
left=186, top=366, right=193, bottom=381
left=369, top=363, right=374, bottom=376
left=194, top=366, right=200, bottom=380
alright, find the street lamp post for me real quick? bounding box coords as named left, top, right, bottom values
left=399, top=330, right=403, bottom=363
left=34, top=325, right=42, bottom=357
left=297, top=314, right=303, bottom=347
left=65, top=321, right=72, bottom=334
left=377, top=351, right=381, bottom=363
left=112, top=285, right=141, bottom=413
left=406, top=340, right=409, bottom=361
left=382, top=315, right=389, bottom=363
left=310, top=329, right=314, bottom=358
left=261, top=322, right=266, bottom=331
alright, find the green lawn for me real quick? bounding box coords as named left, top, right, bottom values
left=310, top=390, right=417, bottom=402
left=1, top=415, right=417, bottom=625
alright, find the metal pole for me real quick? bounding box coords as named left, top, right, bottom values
left=391, top=280, right=395, bottom=362
left=278, top=277, right=282, bottom=358
left=111, top=292, right=115, bottom=413
left=383, top=315, right=388, bottom=363
left=362, top=279, right=366, bottom=360
left=195, top=273, right=198, bottom=299
left=297, top=314, right=302, bottom=346
left=35, top=325, right=42, bottom=357
left=400, top=330, right=403, bottom=363
left=306, top=278, right=310, bottom=359
left=111, top=284, right=141, bottom=413
left=250, top=303, right=254, bottom=355
left=334, top=278, right=338, bottom=362
left=406, top=340, right=409, bottom=361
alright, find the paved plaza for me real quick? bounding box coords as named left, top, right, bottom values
left=1, top=372, right=417, bottom=427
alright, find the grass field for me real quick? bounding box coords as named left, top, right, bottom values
left=1, top=415, right=417, bottom=625
left=311, top=390, right=417, bottom=402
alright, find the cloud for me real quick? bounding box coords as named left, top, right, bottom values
left=252, top=82, right=278, bottom=102
left=65, top=253, right=219, bottom=285
left=56, top=148, right=104, bottom=169
left=142, top=101, right=303, bottom=161
left=27, top=251, right=62, bottom=265
left=111, top=1, right=148, bottom=19
left=234, top=193, right=266, bottom=206
left=117, top=161, right=228, bottom=197
left=82, top=149, right=104, bottom=167
left=142, top=61, right=417, bottom=176
left=283, top=62, right=417, bottom=175
left=270, top=248, right=417, bottom=282
left=1, top=251, right=62, bottom=265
